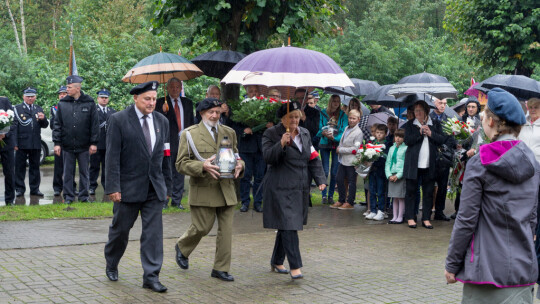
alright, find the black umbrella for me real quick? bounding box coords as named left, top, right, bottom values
left=473, top=74, right=540, bottom=100
left=191, top=50, right=247, bottom=79
left=363, top=84, right=404, bottom=107
left=341, top=96, right=370, bottom=116
left=388, top=72, right=458, bottom=99
left=324, top=78, right=380, bottom=96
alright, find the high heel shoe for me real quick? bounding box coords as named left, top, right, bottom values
left=270, top=263, right=289, bottom=274
left=407, top=220, right=417, bottom=229
left=422, top=221, right=434, bottom=229
left=290, top=270, right=303, bottom=280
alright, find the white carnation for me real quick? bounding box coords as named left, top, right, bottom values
left=370, top=136, right=375, bottom=141
left=354, top=141, right=361, bottom=147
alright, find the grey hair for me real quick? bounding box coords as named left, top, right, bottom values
left=167, top=77, right=181, bottom=86
left=206, top=85, right=220, bottom=94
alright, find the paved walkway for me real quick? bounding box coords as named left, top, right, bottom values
left=3, top=204, right=538, bottom=304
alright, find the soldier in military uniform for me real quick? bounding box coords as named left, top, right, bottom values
left=0, top=96, right=15, bottom=206
left=53, top=75, right=99, bottom=204
left=89, top=89, right=116, bottom=196
left=174, top=98, right=244, bottom=282
left=12, top=88, right=49, bottom=197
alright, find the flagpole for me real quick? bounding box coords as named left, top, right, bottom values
left=69, top=23, right=73, bottom=76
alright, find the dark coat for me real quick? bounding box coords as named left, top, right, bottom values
left=105, top=105, right=172, bottom=202
left=403, top=118, right=445, bottom=180
left=52, top=92, right=99, bottom=152
left=262, top=124, right=326, bottom=230
left=155, top=95, right=194, bottom=154
left=232, top=121, right=263, bottom=154
left=12, top=103, right=48, bottom=149
left=96, top=106, right=116, bottom=150
left=49, top=104, right=58, bottom=130
left=0, top=97, right=15, bottom=150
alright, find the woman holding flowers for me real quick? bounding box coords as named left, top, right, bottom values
left=403, top=99, right=445, bottom=229
left=262, top=101, right=326, bottom=279
left=445, top=88, right=539, bottom=303
left=316, top=95, right=347, bottom=205
left=333, top=109, right=363, bottom=210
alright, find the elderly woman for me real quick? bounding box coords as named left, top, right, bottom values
left=445, top=88, right=539, bottom=303
left=519, top=97, right=540, bottom=165
left=403, top=99, right=445, bottom=229
left=262, top=102, right=326, bottom=280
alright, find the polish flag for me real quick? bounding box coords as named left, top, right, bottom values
left=164, top=143, right=171, bottom=156
left=309, top=146, right=319, bottom=160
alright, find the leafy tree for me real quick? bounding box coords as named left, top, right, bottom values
left=150, top=0, right=346, bottom=53
left=444, top=0, right=539, bottom=76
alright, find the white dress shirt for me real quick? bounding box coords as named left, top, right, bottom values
left=202, top=121, right=218, bottom=142
left=134, top=106, right=156, bottom=151
left=98, top=105, right=107, bottom=113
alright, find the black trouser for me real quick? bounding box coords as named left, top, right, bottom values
left=405, top=169, right=435, bottom=221
left=170, top=149, right=185, bottom=206
left=434, top=165, right=451, bottom=216
left=89, top=149, right=106, bottom=191
left=271, top=230, right=302, bottom=270
left=454, top=184, right=462, bottom=213
left=336, top=164, right=357, bottom=204
left=104, top=185, right=163, bottom=283
left=1, top=146, right=15, bottom=203
left=63, top=150, right=89, bottom=201
left=15, top=149, right=41, bottom=194
left=53, top=152, right=77, bottom=196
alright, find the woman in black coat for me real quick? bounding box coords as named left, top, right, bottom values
left=403, top=99, right=445, bottom=229
left=262, top=102, right=326, bottom=279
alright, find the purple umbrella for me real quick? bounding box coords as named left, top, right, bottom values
left=221, top=46, right=354, bottom=93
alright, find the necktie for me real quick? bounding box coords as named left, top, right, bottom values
left=142, top=115, right=152, bottom=154
left=211, top=126, right=218, bottom=143
left=174, top=99, right=182, bottom=131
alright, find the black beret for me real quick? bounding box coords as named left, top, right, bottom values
left=196, top=98, right=222, bottom=112
left=66, top=75, right=84, bottom=84
left=276, top=101, right=302, bottom=119
left=487, top=87, right=526, bottom=125
left=129, top=81, right=159, bottom=95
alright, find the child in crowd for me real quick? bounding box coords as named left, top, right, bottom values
left=366, top=124, right=391, bottom=220
left=386, top=117, right=398, bottom=143
left=385, top=129, right=407, bottom=223
left=333, top=110, right=364, bottom=210
left=363, top=124, right=380, bottom=216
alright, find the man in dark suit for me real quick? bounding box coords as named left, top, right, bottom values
left=12, top=87, right=49, bottom=197
left=89, top=89, right=116, bottom=196
left=0, top=97, right=15, bottom=206
left=155, top=77, right=194, bottom=209
left=104, top=81, right=172, bottom=293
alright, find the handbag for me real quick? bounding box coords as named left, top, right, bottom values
left=437, top=144, right=454, bottom=167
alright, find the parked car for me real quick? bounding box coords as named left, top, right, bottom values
left=40, top=127, right=55, bottom=164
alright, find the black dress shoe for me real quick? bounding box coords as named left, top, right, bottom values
left=240, top=205, right=248, bottom=212
left=254, top=206, right=263, bottom=213
left=30, top=191, right=44, bottom=197
left=64, top=200, right=73, bottom=205
left=88, top=189, right=95, bottom=195
left=142, top=281, right=167, bottom=292
left=211, top=269, right=234, bottom=281
left=106, top=268, right=118, bottom=281
left=434, top=214, right=451, bottom=221
left=5, top=201, right=14, bottom=206
left=171, top=203, right=185, bottom=210
left=74, top=191, right=79, bottom=196
left=53, top=190, right=61, bottom=197
left=422, top=222, right=434, bottom=229
left=16, top=191, right=23, bottom=197
left=80, top=198, right=94, bottom=203
left=450, top=212, right=457, bottom=219
left=162, top=203, right=169, bottom=209
left=175, top=244, right=189, bottom=269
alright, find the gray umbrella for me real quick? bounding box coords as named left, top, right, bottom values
left=191, top=50, right=246, bottom=79
left=388, top=72, right=458, bottom=99
left=341, top=96, right=370, bottom=116
left=473, top=74, right=540, bottom=100
left=324, top=78, right=380, bottom=96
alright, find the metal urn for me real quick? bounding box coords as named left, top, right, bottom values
left=216, top=136, right=237, bottom=179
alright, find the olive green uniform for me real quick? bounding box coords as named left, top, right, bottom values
left=175, top=122, right=244, bottom=272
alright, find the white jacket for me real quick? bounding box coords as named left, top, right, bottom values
left=337, top=125, right=364, bottom=166
left=518, top=115, right=540, bottom=165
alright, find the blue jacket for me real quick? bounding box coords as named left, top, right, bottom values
left=316, top=109, right=347, bottom=149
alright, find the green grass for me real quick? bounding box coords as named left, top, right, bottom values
left=0, top=199, right=189, bottom=221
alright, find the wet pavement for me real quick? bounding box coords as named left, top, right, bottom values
left=1, top=167, right=540, bottom=303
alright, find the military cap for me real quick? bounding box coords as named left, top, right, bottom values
left=129, top=81, right=159, bottom=95
left=196, top=98, right=222, bottom=113
left=23, top=87, right=37, bottom=97
left=57, top=86, right=67, bottom=93
left=487, top=87, right=526, bottom=125
left=66, top=75, right=84, bottom=84
left=97, top=89, right=111, bottom=97
left=276, top=101, right=302, bottom=119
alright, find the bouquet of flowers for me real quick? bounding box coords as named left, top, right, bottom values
left=352, top=137, right=386, bottom=178
left=0, top=109, right=15, bottom=148
left=229, top=95, right=283, bottom=133
left=442, top=117, right=475, bottom=144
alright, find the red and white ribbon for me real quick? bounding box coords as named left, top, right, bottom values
left=163, top=142, right=171, bottom=156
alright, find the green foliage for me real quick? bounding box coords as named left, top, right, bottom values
left=444, top=0, right=539, bottom=76
left=228, top=97, right=281, bottom=127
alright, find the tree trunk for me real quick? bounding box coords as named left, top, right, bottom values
left=52, top=7, right=57, bottom=49
left=19, top=0, right=27, bottom=56
left=5, top=0, right=22, bottom=55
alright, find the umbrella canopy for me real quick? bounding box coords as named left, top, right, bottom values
left=363, top=84, right=405, bottom=108
left=324, top=79, right=380, bottom=97
left=191, top=50, right=246, bottom=79
left=221, top=46, right=354, bottom=93
left=473, top=74, right=540, bottom=100
left=387, top=72, right=458, bottom=99
left=452, top=97, right=469, bottom=111
left=341, top=96, right=370, bottom=116
left=365, top=112, right=404, bottom=129
left=122, top=52, right=203, bottom=83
